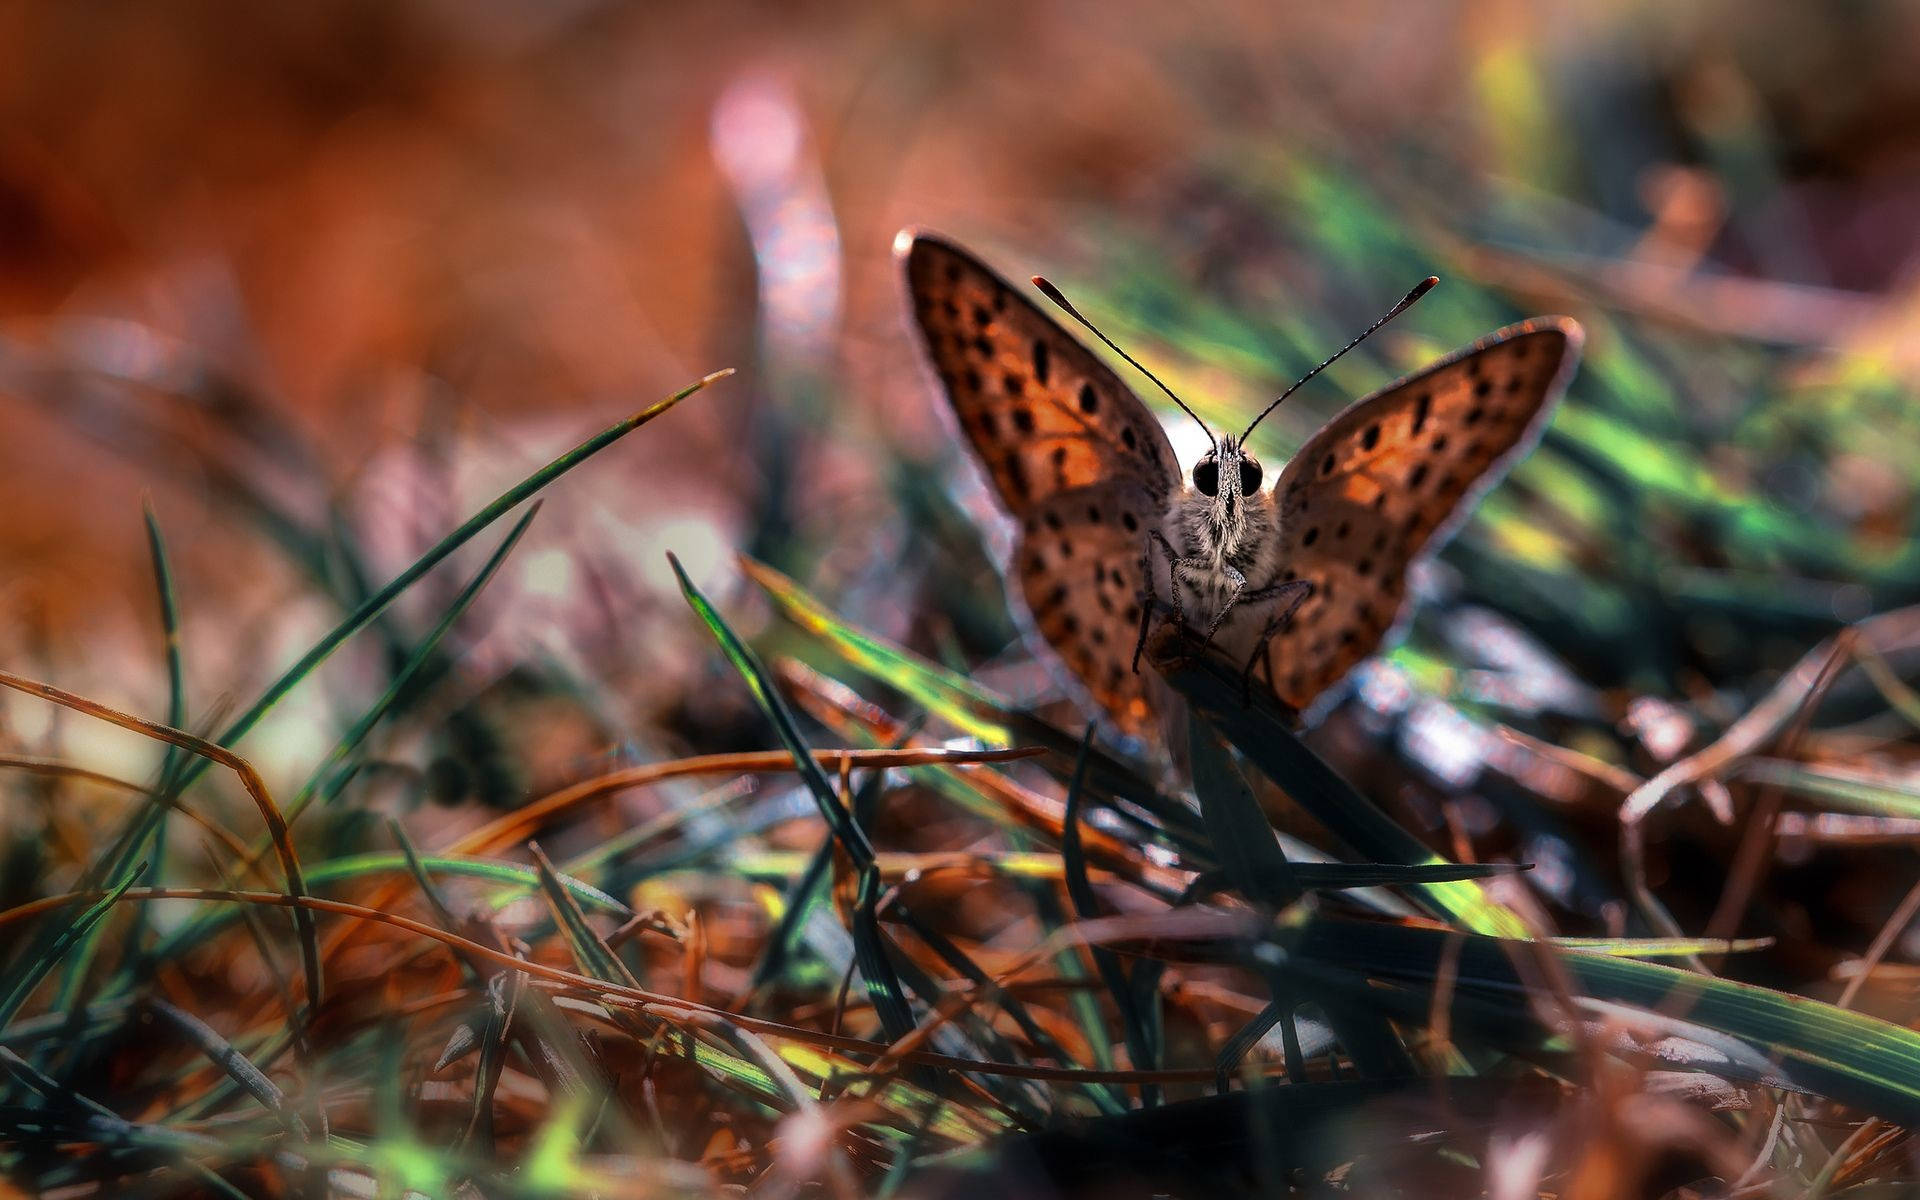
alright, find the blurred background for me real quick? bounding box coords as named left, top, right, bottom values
left=7, top=1, right=1920, bottom=1188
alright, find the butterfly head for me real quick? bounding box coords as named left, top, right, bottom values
left=1193, top=434, right=1261, bottom=510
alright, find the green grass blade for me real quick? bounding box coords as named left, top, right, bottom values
left=1297, top=915, right=1920, bottom=1124
left=749, top=831, right=836, bottom=991
left=182, top=370, right=728, bottom=794
left=47, top=371, right=724, bottom=1032
left=286, top=503, right=542, bottom=828
left=669, top=554, right=917, bottom=1050
left=1161, top=650, right=1527, bottom=936
left=0, top=866, right=146, bottom=1029
left=670, top=554, right=875, bottom=867
left=1187, top=710, right=1298, bottom=906
left=54, top=504, right=190, bottom=1013
left=1286, top=862, right=1525, bottom=889
left=137, top=506, right=542, bottom=977
left=742, top=555, right=1010, bottom=743
left=530, top=845, right=640, bottom=990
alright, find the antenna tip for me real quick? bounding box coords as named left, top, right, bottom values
left=1031, top=275, right=1085, bottom=320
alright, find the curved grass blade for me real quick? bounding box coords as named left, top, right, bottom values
left=669, top=553, right=918, bottom=1052
left=140, top=507, right=544, bottom=975
left=51, top=371, right=728, bottom=1024
left=1296, top=915, right=1920, bottom=1125
left=193, top=371, right=728, bottom=787
left=742, top=554, right=1010, bottom=742
left=285, top=503, right=542, bottom=829
left=147, top=849, right=630, bottom=967
left=743, top=555, right=1202, bottom=848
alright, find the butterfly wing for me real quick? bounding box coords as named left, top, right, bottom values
left=899, top=232, right=1180, bottom=509
left=1009, top=480, right=1170, bottom=734
left=899, top=230, right=1180, bottom=734
left=1239, top=317, right=1583, bottom=712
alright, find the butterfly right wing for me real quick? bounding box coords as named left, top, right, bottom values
left=1245, top=318, right=1583, bottom=712
left=898, top=231, right=1180, bottom=735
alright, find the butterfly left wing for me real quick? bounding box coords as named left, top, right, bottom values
left=1233, top=317, right=1583, bottom=712
left=899, top=230, right=1182, bottom=736
left=897, top=231, right=1181, bottom=514
left=1012, top=479, right=1169, bottom=735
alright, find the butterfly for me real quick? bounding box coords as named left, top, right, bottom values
left=897, top=229, right=1583, bottom=738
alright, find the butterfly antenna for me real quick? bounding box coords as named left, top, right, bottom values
left=1240, top=275, right=1439, bottom=443
left=1031, top=275, right=1215, bottom=450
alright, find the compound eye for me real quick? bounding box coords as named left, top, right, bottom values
left=1193, top=459, right=1219, bottom=496
left=1239, top=459, right=1263, bottom=494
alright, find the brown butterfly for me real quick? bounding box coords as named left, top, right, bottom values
left=897, top=229, right=1583, bottom=737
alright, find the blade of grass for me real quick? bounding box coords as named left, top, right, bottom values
left=752, top=755, right=900, bottom=994
left=0, top=671, right=323, bottom=1014
left=1157, top=642, right=1527, bottom=936
left=192, top=372, right=728, bottom=793
left=1063, top=724, right=1160, bottom=1106
left=46, top=503, right=193, bottom=1021
left=744, top=555, right=1203, bottom=848
left=669, top=553, right=917, bottom=1054
left=139, top=505, right=543, bottom=977
left=1187, top=710, right=1298, bottom=907
left=137, top=499, right=186, bottom=868
left=141, top=999, right=309, bottom=1142
left=1295, top=914, right=1920, bottom=1125
left=671, top=554, right=874, bottom=867
left=1284, top=862, right=1525, bottom=889
left=530, top=843, right=640, bottom=991
left=0, top=866, right=145, bottom=1027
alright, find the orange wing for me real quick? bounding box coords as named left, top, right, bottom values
left=898, top=231, right=1179, bottom=512
left=1243, top=318, right=1583, bottom=712
left=899, top=231, right=1182, bottom=735
left=1009, top=480, right=1170, bottom=735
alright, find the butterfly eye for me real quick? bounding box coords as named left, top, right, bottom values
left=1239, top=459, right=1262, bottom=493
left=1193, top=459, right=1219, bottom=496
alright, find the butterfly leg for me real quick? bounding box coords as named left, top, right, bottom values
left=1235, top=580, right=1315, bottom=705
left=1132, top=530, right=1184, bottom=672
left=1196, top=563, right=1250, bottom=654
